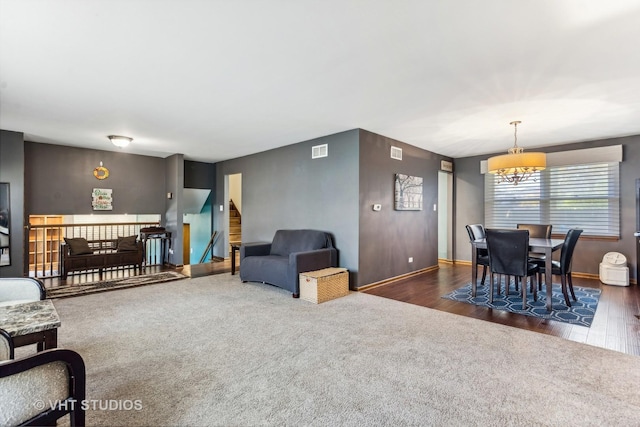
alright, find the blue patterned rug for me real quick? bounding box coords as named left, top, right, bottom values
left=441, top=281, right=601, bottom=327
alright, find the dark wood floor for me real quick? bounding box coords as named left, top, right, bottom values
left=364, top=263, right=640, bottom=356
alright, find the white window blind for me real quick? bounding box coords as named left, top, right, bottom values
left=485, top=162, right=620, bottom=237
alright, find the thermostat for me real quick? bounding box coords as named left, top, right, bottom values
left=372, top=204, right=382, bottom=211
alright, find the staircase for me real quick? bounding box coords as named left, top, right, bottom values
left=229, top=200, right=242, bottom=253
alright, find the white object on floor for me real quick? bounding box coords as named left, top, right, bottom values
left=599, top=252, right=629, bottom=286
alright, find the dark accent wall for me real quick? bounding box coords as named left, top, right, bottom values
left=215, top=130, right=360, bottom=282
left=358, top=130, right=444, bottom=286
left=454, top=135, right=640, bottom=281
left=184, top=160, right=216, bottom=263
left=184, top=160, right=216, bottom=190
left=24, top=142, right=167, bottom=215
left=0, top=130, right=25, bottom=277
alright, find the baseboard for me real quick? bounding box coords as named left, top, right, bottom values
left=356, top=266, right=439, bottom=292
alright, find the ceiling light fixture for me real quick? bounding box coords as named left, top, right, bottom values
left=487, top=121, right=546, bottom=185
left=108, top=135, right=132, bottom=148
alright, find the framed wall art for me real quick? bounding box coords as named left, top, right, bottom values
left=394, top=174, right=423, bottom=211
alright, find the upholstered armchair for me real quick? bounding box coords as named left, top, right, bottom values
left=240, top=229, right=338, bottom=297
left=0, top=278, right=46, bottom=307
left=0, top=330, right=86, bottom=426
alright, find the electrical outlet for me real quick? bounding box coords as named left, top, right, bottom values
left=408, top=257, right=413, bottom=263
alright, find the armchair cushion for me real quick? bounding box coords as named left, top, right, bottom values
left=270, top=229, right=330, bottom=256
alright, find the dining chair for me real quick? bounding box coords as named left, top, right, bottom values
left=535, top=228, right=583, bottom=307
left=0, top=344, right=86, bottom=426
left=517, top=224, right=552, bottom=289
left=516, top=224, right=552, bottom=239
left=0, top=277, right=46, bottom=307
left=485, top=229, right=540, bottom=309
left=466, top=224, right=489, bottom=286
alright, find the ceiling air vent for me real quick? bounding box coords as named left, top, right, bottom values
left=312, top=144, right=328, bottom=159
left=391, top=146, right=402, bottom=160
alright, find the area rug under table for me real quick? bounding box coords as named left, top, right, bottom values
left=441, top=280, right=601, bottom=327
left=46, top=271, right=188, bottom=299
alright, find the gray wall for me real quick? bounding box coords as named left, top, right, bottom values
left=25, top=142, right=167, bottom=215
left=0, top=130, right=25, bottom=277
left=215, top=128, right=450, bottom=289
left=165, top=154, right=184, bottom=267
left=215, top=130, right=360, bottom=282
left=358, top=130, right=444, bottom=286
left=455, top=135, right=640, bottom=281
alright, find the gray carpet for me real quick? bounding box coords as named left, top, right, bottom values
left=45, top=273, right=640, bottom=426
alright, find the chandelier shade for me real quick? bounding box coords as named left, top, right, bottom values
left=487, top=121, right=546, bottom=185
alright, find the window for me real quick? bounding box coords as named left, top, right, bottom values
left=485, top=162, right=620, bottom=237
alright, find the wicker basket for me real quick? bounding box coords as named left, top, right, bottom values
left=299, top=267, right=349, bottom=304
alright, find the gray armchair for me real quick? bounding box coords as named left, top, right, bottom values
left=240, top=229, right=338, bottom=297
left=0, top=278, right=46, bottom=307
left=0, top=330, right=86, bottom=426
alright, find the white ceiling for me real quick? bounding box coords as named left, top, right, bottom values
left=1, top=0, right=640, bottom=163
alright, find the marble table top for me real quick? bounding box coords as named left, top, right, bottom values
left=0, top=299, right=61, bottom=337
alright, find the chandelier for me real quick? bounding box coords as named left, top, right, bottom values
left=487, top=121, right=546, bottom=185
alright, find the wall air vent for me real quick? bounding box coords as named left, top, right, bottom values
left=312, top=144, right=328, bottom=159
left=391, top=146, right=402, bottom=160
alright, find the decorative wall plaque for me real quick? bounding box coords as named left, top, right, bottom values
left=92, top=188, right=113, bottom=210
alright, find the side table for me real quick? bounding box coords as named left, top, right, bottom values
left=0, top=299, right=60, bottom=351
left=231, top=243, right=241, bottom=275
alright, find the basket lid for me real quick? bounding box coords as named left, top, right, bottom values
left=302, top=267, right=347, bottom=278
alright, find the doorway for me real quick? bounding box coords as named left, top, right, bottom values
left=225, top=173, right=242, bottom=258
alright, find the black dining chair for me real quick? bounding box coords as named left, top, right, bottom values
left=516, top=224, right=552, bottom=239
left=534, top=228, right=583, bottom=307
left=485, top=229, right=540, bottom=309
left=517, top=223, right=552, bottom=290
left=466, top=224, right=489, bottom=286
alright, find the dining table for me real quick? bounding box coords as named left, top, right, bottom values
left=471, top=237, right=565, bottom=312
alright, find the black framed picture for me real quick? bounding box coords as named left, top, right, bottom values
left=394, top=174, right=423, bottom=211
